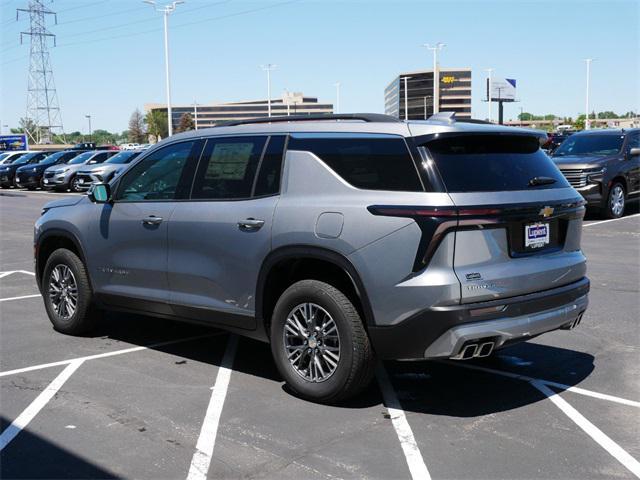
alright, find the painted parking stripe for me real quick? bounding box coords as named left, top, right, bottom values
left=531, top=380, right=640, bottom=478
left=583, top=213, right=640, bottom=227
left=186, top=335, right=238, bottom=480
left=444, top=362, right=640, bottom=408
left=0, top=270, right=35, bottom=279
left=0, top=333, right=220, bottom=377
left=0, top=294, right=41, bottom=302
left=377, top=364, right=432, bottom=480
left=0, top=359, right=84, bottom=451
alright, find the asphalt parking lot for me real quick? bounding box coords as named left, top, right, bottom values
left=1, top=190, right=639, bottom=480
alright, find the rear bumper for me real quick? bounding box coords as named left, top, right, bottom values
left=368, top=277, right=590, bottom=360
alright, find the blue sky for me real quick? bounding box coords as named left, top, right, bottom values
left=1, top=0, right=638, bottom=133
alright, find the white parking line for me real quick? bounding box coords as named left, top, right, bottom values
left=444, top=362, right=640, bottom=408
left=377, top=364, right=432, bottom=480
left=531, top=380, right=640, bottom=478
left=583, top=213, right=640, bottom=227
left=0, top=270, right=35, bottom=279
left=187, top=335, right=238, bottom=480
left=0, top=333, right=220, bottom=377
left=0, top=294, right=41, bottom=303
left=0, top=359, right=84, bottom=451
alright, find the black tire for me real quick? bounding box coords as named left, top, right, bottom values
left=42, top=248, right=100, bottom=335
left=604, top=182, right=626, bottom=219
left=70, top=175, right=82, bottom=193
left=270, top=279, right=375, bottom=403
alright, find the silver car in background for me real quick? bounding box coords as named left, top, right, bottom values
left=74, top=150, right=144, bottom=190
left=42, top=150, right=118, bottom=192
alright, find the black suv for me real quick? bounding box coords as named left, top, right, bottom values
left=14, top=150, right=84, bottom=190
left=0, top=151, right=51, bottom=188
left=551, top=129, right=640, bottom=218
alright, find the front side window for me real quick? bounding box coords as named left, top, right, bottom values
left=115, top=141, right=197, bottom=201
left=191, top=136, right=267, bottom=199
left=287, top=135, right=424, bottom=192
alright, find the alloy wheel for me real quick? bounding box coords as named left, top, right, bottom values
left=283, top=302, right=340, bottom=383
left=610, top=185, right=625, bottom=217
left=48, top=264, right=78, bottom=320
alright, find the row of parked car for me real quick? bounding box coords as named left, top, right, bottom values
left=0, top=145, right=147, bottom=192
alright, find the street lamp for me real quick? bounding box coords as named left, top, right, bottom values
left=261, top=64, right=277, bottom=117
left=144, top=0, right=184, bottom=137
left=85, top=114, right=92, bottom=143
left=423, top=42, right=445, bottom=114
left=192, top=99, right=200, bottom=130
left=401, top=76, right=412, bottom=121
left=584, top=58, right=594, bottom=130
left=485, top=68, right=493, bottom=122
left=333, top=82, right=341, bottom=114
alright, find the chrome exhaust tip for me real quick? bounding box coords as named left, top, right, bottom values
left=477, top=342, right=495, bottom=358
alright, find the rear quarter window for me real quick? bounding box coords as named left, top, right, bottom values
left=421, top=134, right=570, bottom=192
left=287, top=135, right=424, bottom=192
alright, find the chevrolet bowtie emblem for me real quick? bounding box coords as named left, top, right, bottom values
left=540, top=206, right=554, bottom=218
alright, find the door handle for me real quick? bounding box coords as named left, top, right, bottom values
left=238, top=218, right=265, bottom=231
left=142, top=215, right=163, bottom=226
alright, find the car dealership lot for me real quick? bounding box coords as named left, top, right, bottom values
left=1, top=191, right=639, bottom=480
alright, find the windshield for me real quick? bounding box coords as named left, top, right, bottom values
left=105, top=151, right=140, bottom=164
left=553, top=134, right=624, bottom=157
left=422, top=134, right=569, bottom=192
left=0, top=153, right=10, bottom=163
left=67, top=152, right=94, bottom=165
left=14, top=152, right=41, bottom=165
left=39, top=151, right=67, bottom=165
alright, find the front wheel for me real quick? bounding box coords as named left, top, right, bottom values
left=42, top=248, right=100, bottom=335
left=270, top=280, right=375, bottom=403
left=70, top=176, right=83, bottom=193
left=605, top=182, right=625, bottom=219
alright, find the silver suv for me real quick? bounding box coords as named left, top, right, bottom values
left=35, top=113, right=589, bottom=402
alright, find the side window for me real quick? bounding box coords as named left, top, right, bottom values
left=115, top=141, right=197, bottom=201
left=627, top=133, right=640, bottom=151
left=254, top=136, right=286, bottom=196
left=287, top=135, right=424, bottom=192
left=191, top=136, right=267, bottom=199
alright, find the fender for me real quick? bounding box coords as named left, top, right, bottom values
left=35, top=228, right=90, bottom=292
left=255, top=245, right=376, bottom=334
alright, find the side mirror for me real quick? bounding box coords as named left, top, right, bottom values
left=629, top=147, right=640, bottom=157
left=89, top=183, right=111, bottom=203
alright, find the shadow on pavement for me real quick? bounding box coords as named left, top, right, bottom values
left=85, top=311, right=595, bottom=415
left=1, top=418, right=118, bottom=479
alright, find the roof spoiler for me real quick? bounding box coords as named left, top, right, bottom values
left=426, top=111, right=493, bottom=125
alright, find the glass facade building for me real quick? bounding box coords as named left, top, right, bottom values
left=146, top=93, right=333, bottom=131
left=384, top=68, right=472, bottom=120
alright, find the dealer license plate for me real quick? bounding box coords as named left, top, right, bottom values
left=525, top=222, right=550, bottom=249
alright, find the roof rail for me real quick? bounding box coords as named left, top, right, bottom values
left=217, top=113, right=401, bottom=127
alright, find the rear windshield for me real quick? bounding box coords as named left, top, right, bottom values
left=288, top=135, right=423, bottom=192
left=422, top=134, right=569, bottom=192
left=552, top=134, right=624, bottom=157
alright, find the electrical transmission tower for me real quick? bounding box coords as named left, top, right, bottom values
left=17, top=0, right=65, bottom=144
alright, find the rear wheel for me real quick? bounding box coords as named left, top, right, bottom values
left=270, top=279, right=375, bottom=403
left=605, top=182, right=625, bottom=219
left=42, top=248, right=100, bottom=335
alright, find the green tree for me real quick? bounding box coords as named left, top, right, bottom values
left=574, top=114, right=586, bottom=130
left=597, top=111, right=618, bottom=119
left=145, top=109, right=168, bottom=141
left=176, top=112, right=195, bottom=133
left=128, top=109, right=146, bottom=143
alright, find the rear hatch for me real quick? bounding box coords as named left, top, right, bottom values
left=419, top=133, right=587, bottom=303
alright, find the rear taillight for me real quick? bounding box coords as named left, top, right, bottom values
left=368, top=205, right=503, bottom=218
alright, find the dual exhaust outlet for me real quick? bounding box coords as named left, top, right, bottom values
left=451, top=340, right=495, bottom=360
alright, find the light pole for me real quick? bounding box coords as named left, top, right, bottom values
left=333, top=82, right=340, bottom=114
left=144, top=0, right=184, bottom=137
left=192, top=100, right=200, bottom=130
left=85, top=114, right=92, bottom=143
left=584, top=58, right=593, bottom=130
left=401, top=76, right=412, bottom=121
left=485, top=68, right=493, bottom=122
left=423, top=43, right=445, bottom=114
left=261, top=64, right=277, bottom=117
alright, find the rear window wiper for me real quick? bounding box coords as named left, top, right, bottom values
left=528, top=176, right=557, bottom=187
